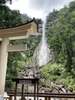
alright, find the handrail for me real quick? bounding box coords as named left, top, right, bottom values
left=8, top=92, right=75, bottom=98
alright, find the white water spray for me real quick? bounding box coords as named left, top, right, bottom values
left=38, top=20, right=50, bottom=66
left=33, top=17, right=52, bottom=67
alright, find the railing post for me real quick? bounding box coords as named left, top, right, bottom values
left=14, top=82, right=17, bottom=100
left=34, top=82, right=36, bottom=100
left=48, top=97, right=51, bottom=100
left=45, top=97, right=47, bottom=100
left=21, top=84, right=25, bottom=100
left=9, top=96, right=12, bottom=100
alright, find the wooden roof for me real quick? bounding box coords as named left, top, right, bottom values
left=0, top=19, right=38, bottom=38
left=12, top=77, right=39, bottom=84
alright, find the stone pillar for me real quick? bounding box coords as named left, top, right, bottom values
left=0, top=38, right=9, bottom=98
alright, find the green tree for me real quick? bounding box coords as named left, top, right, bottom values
left=44, top=0, right=75, bottom=91
left=46, top=2, right=75, bottom=72
left=0, top=5, right=23, bottom=28
left=0, top=0, right=12, bottom=4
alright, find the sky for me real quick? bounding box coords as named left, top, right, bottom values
left=7, top=0, right=73, bottom=19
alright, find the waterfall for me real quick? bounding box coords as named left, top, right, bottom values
left=33, top=18, right=53, bottom=67
left=38, top=20, right=50, bottom=66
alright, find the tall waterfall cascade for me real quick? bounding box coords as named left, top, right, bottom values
left=33, top=19, right=53, bottom=67
left=38, top=21, right=51, bottom=66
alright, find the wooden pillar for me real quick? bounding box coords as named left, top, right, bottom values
left=0, top=38, right=9, bottom=97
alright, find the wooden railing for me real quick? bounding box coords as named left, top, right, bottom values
left=6, top=92, right=75, bottom=100
left=4, top=97, right=9, bottom=100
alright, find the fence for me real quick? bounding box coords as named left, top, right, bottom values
left=5, top=92, right=75, bottom=100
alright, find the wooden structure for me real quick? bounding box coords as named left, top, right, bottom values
left=7, top=92, right=75, bottom=100
left=13, top=77, right=39, bottom=100
left=0, top=19, right=41, bottom=97
left=0, top=19, right=40, bottom=38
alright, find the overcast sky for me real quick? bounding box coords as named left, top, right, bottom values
left=7, top=0, right=73, bottom=19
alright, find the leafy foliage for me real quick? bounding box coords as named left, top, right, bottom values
left=46, top=1, right=75, bottom=72
left=43, top=0, right=75, bottom=91
left=40, top=63, right=75, bottom=91
left=0, top=5, right=23, bottom=28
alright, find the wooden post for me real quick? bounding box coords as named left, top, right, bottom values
left=36, top=80, right=39, bottom=100
left=45, top=97, right=47, bottom=100
left=9, top=96, right=12, bottom=100
left=47, top=97, right=51, bottom=100
left=21, top=84, right=25, bottom=100
left=34, top=82, right=36, bottom=100
left=34, top=79, right=39, bottom=100
left=14, top=82, right=17, bottom=100
left=0, top=38, right=9, bottom=97
left=45, top=97, right=50, bottom=100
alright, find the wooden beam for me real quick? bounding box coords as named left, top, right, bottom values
left=0, top=32, right=41, bottom=41
left=8, top=44, right=27, bottom=52
left=0, top=21, right=38, bottom=38
left=9, top=32, right=41, bottom=40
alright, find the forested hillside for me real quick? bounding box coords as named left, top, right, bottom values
left=40, top=1, right=75, bottom=92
